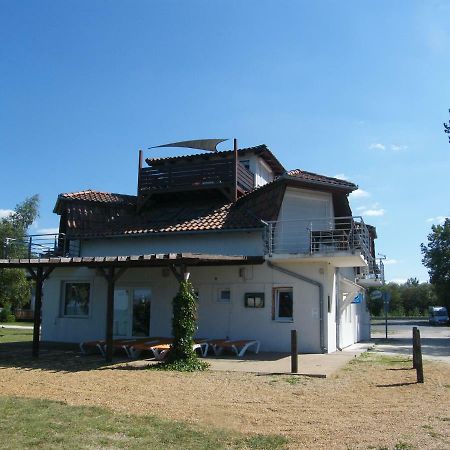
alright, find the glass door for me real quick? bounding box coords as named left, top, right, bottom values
left=114, top=289, right=130, bottom=337
left=132, top=288, right=151, bottom=337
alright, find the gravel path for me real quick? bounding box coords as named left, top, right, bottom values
left=0, top=348, right=449, bottom=449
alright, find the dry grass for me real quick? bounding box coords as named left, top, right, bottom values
left=0, top=346, right=449, bottom=449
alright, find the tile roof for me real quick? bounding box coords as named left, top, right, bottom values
left=62, top=198, right=264, bottom=238
left=145, top=144, right=285, bottom=176
left=58, top=189, right=136, bottom=205
left=286, top=170, right=357, bottom=190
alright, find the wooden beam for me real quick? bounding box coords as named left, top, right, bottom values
left=30, top=266, right=53, bottom=357
left=234, top=138, right=238, bottom=202
left=32, top=266, right=44, bottom=357
left=170, top=264, right=187, bottom=283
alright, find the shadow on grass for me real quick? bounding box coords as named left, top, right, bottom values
left=376, top=381, right=418, bottom=388
left=0, top=341, right=131, bottom=373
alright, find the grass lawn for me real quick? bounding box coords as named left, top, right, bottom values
left=0, top=326, right=33, bottom=343
left=0, top=397, right=287, bottom=450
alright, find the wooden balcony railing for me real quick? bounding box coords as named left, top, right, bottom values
left=139, top=160, right=255, bottom=196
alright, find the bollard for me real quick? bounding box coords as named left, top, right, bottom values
left=412, top=326, right=424, bottom=383
left=291, top=329, right=298, bottom=373
left=412, top=327, right=418, bottom=369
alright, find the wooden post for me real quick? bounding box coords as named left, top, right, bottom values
left=412, top=327, right=418, bottom=369
left=28, top=267, right=53, bottom=357
left=105, top=267, right=115, bottom=363
left=413, top=327, right=424, bottom=383
left=32, top=267, right=44, bottom=357
left=234, top=138, right=238, bottom=201
left=137, top=149, right=143, bottom=197
left=291, top=329, right=298, bottom=373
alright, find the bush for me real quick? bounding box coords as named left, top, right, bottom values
left=0, top=305, right=16, bottom=323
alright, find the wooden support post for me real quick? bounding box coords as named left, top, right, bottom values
left=28, top=266, right=53, bottom=358
left=413, top=326, right=424, bottom=383
left=32, top=267, right=44, bottom=357
left=291, top=329, right=298, bottom=373
left=105, top=267, right=115, bottom=363
left=234, top=138, right=238, bottom=201
left=137, top=149, right=143, bottom=197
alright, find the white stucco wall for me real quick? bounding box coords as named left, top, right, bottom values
left=79, top=231, right=264, bottom=257
left=41, top=261, right=341, bottom=353
left=336, top=267, right=371, bottom=349
left=274, top=188, right=335, bottom=254
left=239, top=155, right=274, bottom=187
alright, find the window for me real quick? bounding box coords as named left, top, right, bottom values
left=217, top=288, right=231, bottom=303
left=273, top=288, right=293, bottom=322
left=245, top=293, right=265, bottom=308
left=63, top=282, right=90, bottom=317
left=240, top=159, right=251, bottom=171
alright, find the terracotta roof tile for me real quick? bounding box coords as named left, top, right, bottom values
left=59, top=189, right=136, bottom=205
left=287, top=169, right=357, bottom=190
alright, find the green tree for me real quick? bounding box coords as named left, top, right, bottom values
left=444, top=109, right=450, bottom=143
left=0, top=195, right=40, bottom=317
left=421, top=218, right=450, bottom=311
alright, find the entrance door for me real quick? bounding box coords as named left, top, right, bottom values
left=114, top=289, right=130, bottom=337
left=113, top=288, right=151, bottom=337
left=132, top=288, right=151, bottom=337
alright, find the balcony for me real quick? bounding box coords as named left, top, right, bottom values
left=138, top=159, right=255, bottom=199
left=2, top=234, right=80, bottom=259
left=264, top=216, right=375, bottom=269
left=356, top=259, right=385, bottom=287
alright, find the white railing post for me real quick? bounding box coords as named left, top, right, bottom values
left=268, top=223, right=273, bottom=257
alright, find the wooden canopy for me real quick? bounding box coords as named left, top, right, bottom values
left=0, top=253, right=264, bottom=362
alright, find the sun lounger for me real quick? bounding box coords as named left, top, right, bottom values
left=80, top=339, right=106, bottom=355
left=80, top=337, right=165, bottom=357
left=209, top=339, right=260, bottom=358
left=128, top=338, right=209, bottom=360
left=128, top=338, right=174, bottom=359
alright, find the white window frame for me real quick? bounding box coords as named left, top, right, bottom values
left=61, top=281, right=91, bottom=318
left=273, top=287, right=293, bottom=322
left=216, top=287, right=232, bottom=304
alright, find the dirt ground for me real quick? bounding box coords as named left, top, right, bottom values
left=0, top=347, right=449, bottom=449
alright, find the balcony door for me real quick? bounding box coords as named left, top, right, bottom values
left=113, top=288, right=151, bottom=337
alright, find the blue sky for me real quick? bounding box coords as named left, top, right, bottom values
left=1, top=1, right=449, bottom=283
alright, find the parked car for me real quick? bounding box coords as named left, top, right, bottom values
left=428, top=306, right=449, bottom=325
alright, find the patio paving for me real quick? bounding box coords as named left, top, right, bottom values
left=201, top=343, right=371, bottom=377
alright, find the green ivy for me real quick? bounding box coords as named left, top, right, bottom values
left=160, top=280, right=209, bottom=371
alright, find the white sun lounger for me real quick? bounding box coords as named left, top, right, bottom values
left=209, top=339, right=260, bottom=358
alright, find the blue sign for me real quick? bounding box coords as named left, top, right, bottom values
left=370, top=290, right=383, bottom=300
left=352, top=293, right=363, bottom=304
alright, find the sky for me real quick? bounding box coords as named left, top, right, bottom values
left=1, top=1, right=449, bottom=283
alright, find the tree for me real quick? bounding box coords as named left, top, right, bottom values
left=0, top=195, right=40, bottom=316
left=444, top=109, right=450, bottom=143
left=421, top=218, right=450, bottom=311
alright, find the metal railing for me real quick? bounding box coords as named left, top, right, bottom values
left=357, top=258, right=385, bottom=284
left=264, top=216, right=373, bottom=261
left=2, top=233, right=80, bottom=259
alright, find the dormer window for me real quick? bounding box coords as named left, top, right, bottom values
left=240, top=160, right=251, bottom=171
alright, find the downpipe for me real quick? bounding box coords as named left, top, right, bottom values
left=267, top=261, right=327, bottom=353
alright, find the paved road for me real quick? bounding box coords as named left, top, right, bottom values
left=371, top=319, right=450, bottom=364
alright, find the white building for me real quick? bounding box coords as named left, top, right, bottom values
left=33, top=144, right=383, bottom=354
